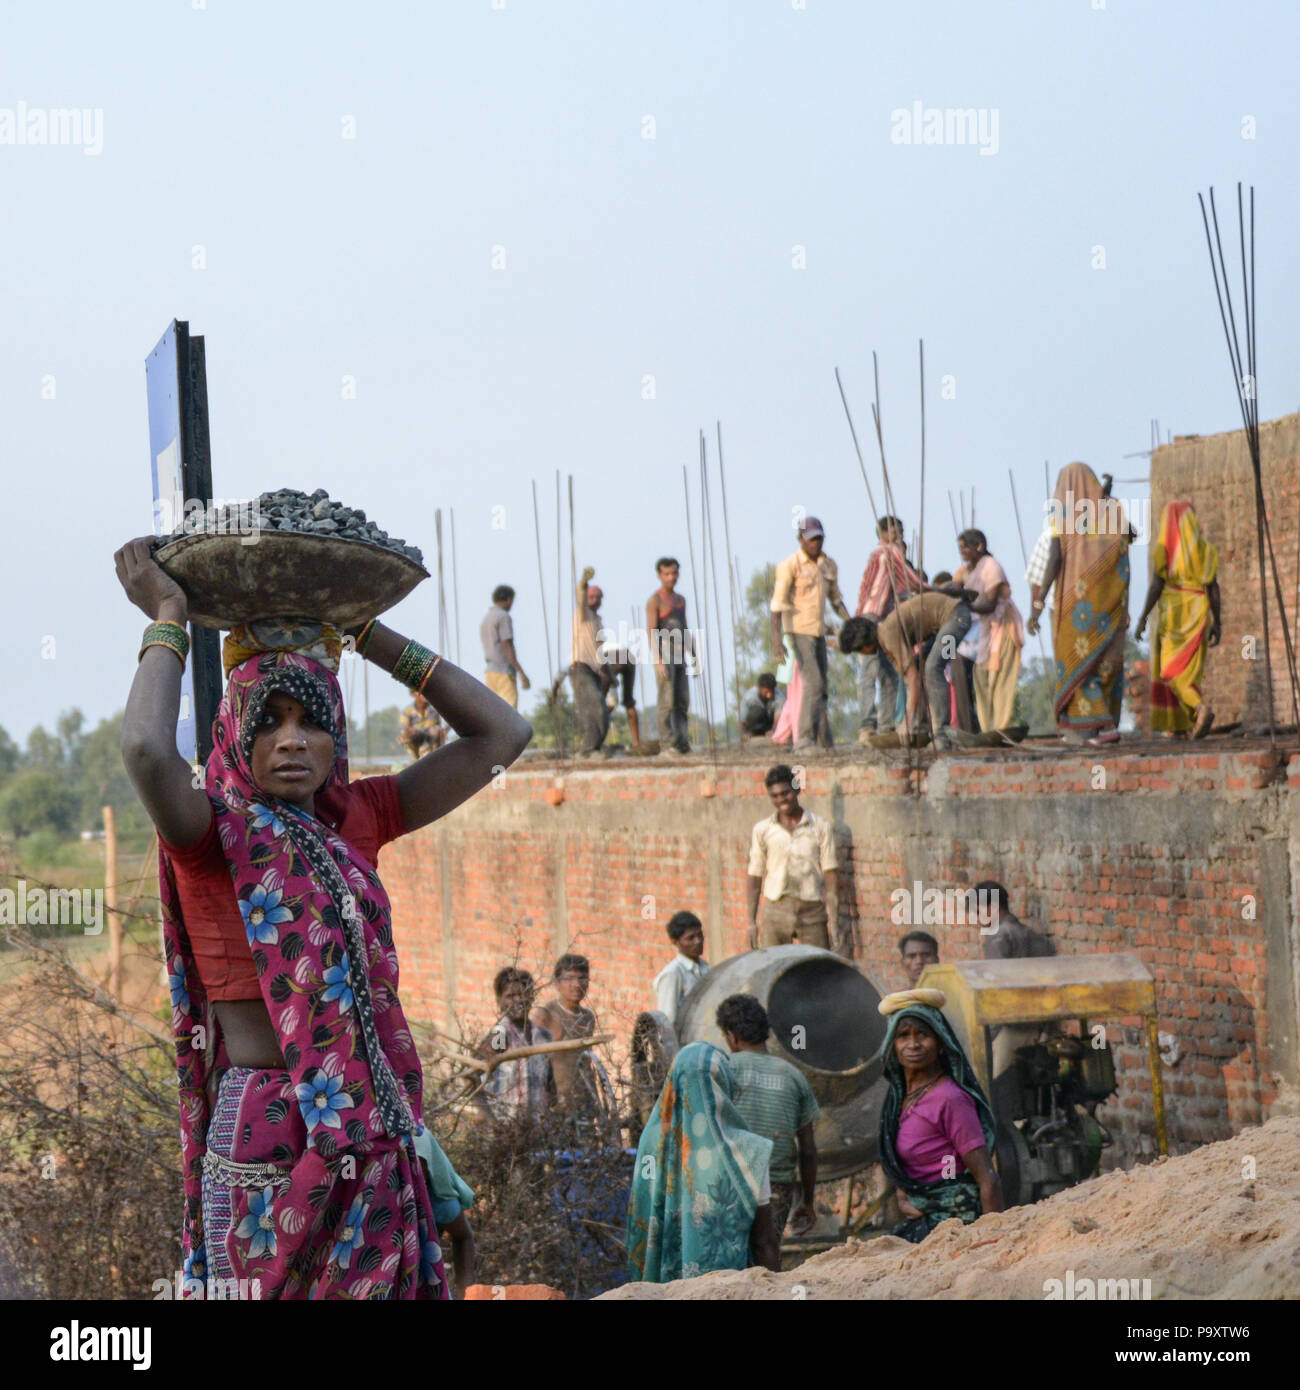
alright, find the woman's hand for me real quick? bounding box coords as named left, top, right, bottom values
left=1134, top=616, right=1146, bottom=640
left=114, top=537, right=188, bottom=621
left=1208, top=620, right=1221, bottom=647
left=896, top=1191, right=922, bottom=1220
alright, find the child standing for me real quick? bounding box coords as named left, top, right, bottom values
left=653, top=911, right=710, bottom=1030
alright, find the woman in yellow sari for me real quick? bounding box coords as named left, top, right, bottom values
left=1027, top=463, right=1131, bottom=745
left=1135, top=501, right=1220, bottom=738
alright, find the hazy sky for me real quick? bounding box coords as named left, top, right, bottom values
left=4, top=0, right=1298, bottom=743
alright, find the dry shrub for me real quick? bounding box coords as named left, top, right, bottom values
left=434, top=1106, right=634, bottom=1299
left=0, top=936, right=182, bottom=1299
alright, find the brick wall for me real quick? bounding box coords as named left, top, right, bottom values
left=1150, top=412, right=1300, bottom=729
left=377, top=747, right=1300, bottom=1164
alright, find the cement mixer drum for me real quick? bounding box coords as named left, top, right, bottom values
left=675, top=945, right=890, bottom=1181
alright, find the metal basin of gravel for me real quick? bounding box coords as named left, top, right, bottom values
left=154, top=529, right=428, bottom=630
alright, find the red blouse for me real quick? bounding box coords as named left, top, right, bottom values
left=161, top=775, right=407, bottom=1001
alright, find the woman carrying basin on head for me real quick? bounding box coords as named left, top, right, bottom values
left=115, top=537, right=531, bottom=1299
left=877, top=989, right=1004, bottom=1243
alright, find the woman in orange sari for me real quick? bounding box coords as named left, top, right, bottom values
left=1135, top=501, right=1220, bottom=738
left=1027, top=463, right=1131, bottom=745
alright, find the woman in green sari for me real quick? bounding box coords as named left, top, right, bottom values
left=877, top=991, right=1003, bottom=1243
left=625, top=1041, right=779, bottom=1282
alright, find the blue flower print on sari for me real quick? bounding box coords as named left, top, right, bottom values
left=233, top=1186, right=278, bottom=1259
left=1072, top=601, right=1097, bottom=633
left=295, top=1067, right=356, bottom=1132
left=168, top=962, right=190, bottom=1014
left=1095, top=611, right=1112, bottom=636
left=321, top=962, right=355, bottom=1013
left=1117, top=552, right=1130, bottom=584
left=420, top=1236, right=443, bottom=1284
left=239, top=880, right=294, bottom=946
left=248, top=804, right=287, bottom=837
left=331, top=1197, right=369, bottom=1267
left=184, top=1243, right=207, bottom=1285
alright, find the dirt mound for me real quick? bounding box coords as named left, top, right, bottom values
left=602, top=1117, right=1300, bottom=1300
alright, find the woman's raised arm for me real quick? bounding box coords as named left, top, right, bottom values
left=115, top=538, right=214, bottom=848
left=351, top=621, right=532, bottom=833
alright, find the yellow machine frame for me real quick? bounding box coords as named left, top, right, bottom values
left=919, top=953, right=1168, bottom=1156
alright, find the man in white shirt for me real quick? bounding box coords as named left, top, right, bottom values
left=652, top=911, right=709, bottom=1030
left=746, top=764, right=841, bottom=953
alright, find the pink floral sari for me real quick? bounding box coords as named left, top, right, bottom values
left=159, top=650, right=447, bottom=1299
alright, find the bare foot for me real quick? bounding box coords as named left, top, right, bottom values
left=1191, top=705, right=1215, bottom=740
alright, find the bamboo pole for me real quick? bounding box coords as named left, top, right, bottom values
left=531, top=479, right=555, bottom=688
left=449, top=505, right=462, bottom=666
left=103, top=805, right=119, bottom=1000
left=683, top=461, right=714, bottom=755
left=918, top=338, right=926, bottom=577
left=716, top=421, right=743, bottom=728
left=701, top=432, right=732, bottom=745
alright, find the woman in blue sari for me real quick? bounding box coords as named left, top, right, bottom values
left=626, top=1041, right=779, bottom=1282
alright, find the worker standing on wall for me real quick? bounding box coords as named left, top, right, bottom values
left=746, top=764, right=843, bottom=954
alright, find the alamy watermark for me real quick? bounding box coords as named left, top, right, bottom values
left=890, top=881, right=1000, bottom=935
left=1045, top=491, right=1150, bottom=544
left=0, top=881, right=104, bottom=934
left=597, top=620, right=702, bottom=676
left=154, top=494, right=264, bottom=544
left=890, top=101, right=999, bottom=156
left=1043, top=1269, right=1152, bottom=1300
left=0, top=102, right=103, bottom=156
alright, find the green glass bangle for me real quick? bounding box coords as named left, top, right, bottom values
left=354, top=619, right=377, bottom=655
left=393, top=639, right=438, bottom=690
left=139, top=620, right=189, bottom=668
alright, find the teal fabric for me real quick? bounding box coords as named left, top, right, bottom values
left=413, top=1126, right=475, bottom=1229
left=625, top=1041, right=773, bottom=1283
left=877, top=1003, right=997, bottom=1243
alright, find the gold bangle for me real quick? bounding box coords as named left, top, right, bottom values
left=418, top=655, right=443, bottom=694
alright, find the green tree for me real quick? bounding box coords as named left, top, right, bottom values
left=0, top=769, right=80, bottom=838
left=525, top=683, right=577, bottom=751
left=0, top=726, right=19, bottom=785
left=346, top=704, right=404, bottom=763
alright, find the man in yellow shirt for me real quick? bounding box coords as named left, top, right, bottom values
left=769, top=517, right=851, bottom=750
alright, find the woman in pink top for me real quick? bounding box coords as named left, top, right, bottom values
left=877, top=992, right=1004, bottom=1242
left=955, top=530, right=1025, bottom=733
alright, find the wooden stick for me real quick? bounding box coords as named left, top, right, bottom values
left=918, top=338, right=926, bottom=576
left=474, top=1033, right=615, bottom=1078
left=716, top=421, right=743, bottom=733
left=683, top=458, right=715, bottom=755
left=104, top=804, right=120, bottom=1000
left=701, top=433, right=733, bottom=745
left=532, top=479, right=555, bottom=687
left=450, top=505, right=462, bottom=666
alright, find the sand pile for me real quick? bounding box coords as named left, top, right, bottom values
left=603, top=1117, right=1300, bottom=1300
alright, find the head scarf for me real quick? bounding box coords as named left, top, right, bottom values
left=877, top=1003, right=996, bottom=1195
left=159, top=648, right=443, bottom=1298
left=1153, top=501, right=1218, bottom=591
left=625, top=1042, right=772, bottom=1283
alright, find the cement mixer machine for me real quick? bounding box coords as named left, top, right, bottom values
left=631, top=946, right=1167, bottom=1214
